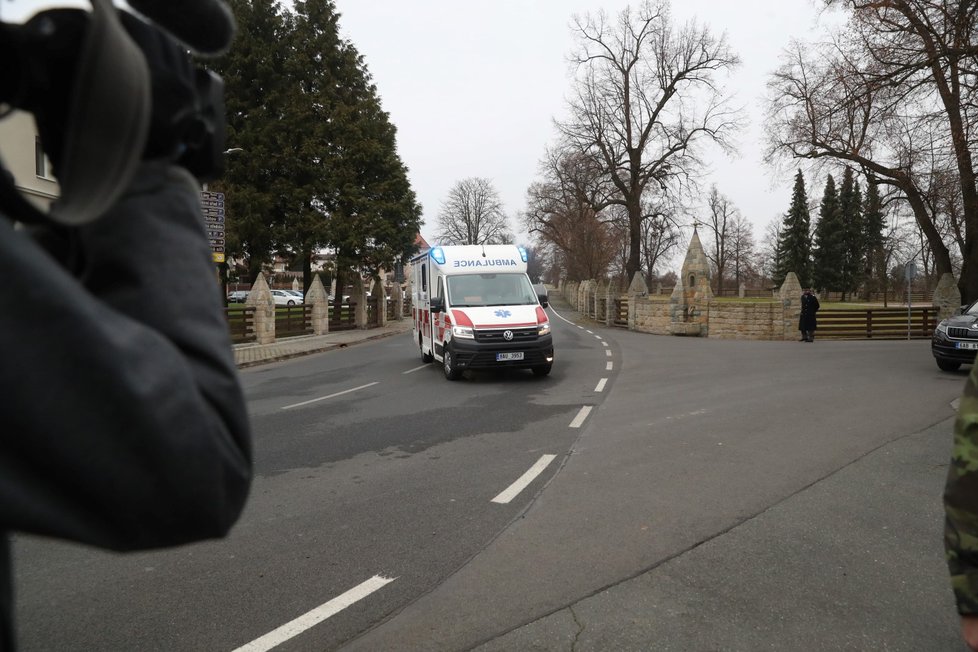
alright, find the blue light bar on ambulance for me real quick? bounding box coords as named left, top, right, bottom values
left=517, top=246, right=528, bottom=263
left=431, top=247, right=446, bottom=265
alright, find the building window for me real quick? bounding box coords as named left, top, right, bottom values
left=35, top=136, right=52, bottom=179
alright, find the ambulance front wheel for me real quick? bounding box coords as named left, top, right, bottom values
left=532, top=364, right=552, bottom=377
left=443, top=348, right=463, bottom=381
left=420, top=334, right=434, bottom=363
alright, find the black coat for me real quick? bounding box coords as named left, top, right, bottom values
left=799, top=292, right=820, bottom=331
left=0, top=163, right=253, bottom=650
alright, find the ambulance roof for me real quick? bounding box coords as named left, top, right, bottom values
left=415, top=244, right=528, bottom=274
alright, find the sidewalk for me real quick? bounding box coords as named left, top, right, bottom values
left=232, top=318, right=413, bottom=368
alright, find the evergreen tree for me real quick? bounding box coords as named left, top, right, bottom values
left=812, top=174, right=844, bottom=293
left=837, top=167, right=864, bottom=299
left=862, top=180, right=887, bottom=297
left=211, top=0, right=293, bottom=283
left=290, top=0, right=421, bottom=291
left=211, top=0, right=421, bottom=290
left=775, top=170, right=812, bottom=286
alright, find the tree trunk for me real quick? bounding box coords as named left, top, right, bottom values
left=301, top=250, right=313, bottom=294
left=626, top=195, right=642, bottom=283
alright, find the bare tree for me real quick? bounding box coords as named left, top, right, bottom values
left=767, top=0, right=978, bottom=300
left=557, top=0, right=742, bottom=285
left=641, top=209, right=682, bottom=286
left=435, top=178, right=512, bottom=245
left=702, top=185, right=740, bottom=293
left=728, top=210, right=758, bottom=289
left=524, top=150, right=619, bottom=281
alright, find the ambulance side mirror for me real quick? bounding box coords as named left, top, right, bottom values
left=430, top=296, right=445, bottom=313
left=537, top=293, right=549, bottom=308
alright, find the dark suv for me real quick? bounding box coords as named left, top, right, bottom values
left=932, top=300, right=978, bottom=371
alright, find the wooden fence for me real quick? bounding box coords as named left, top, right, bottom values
left=226, top=307, right=256, bottom=344
left=275, top=305, right=313, bottom=338
left=614, top=298, right=629, bottom=327
left=330, top=301, right=357, bottom=331
left=816, top=307, right=936, bottom=339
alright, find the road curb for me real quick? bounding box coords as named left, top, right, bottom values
left=235, top=326, right=411, bottom=369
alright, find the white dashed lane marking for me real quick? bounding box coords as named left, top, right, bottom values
left=281, top=382, right=379, bottom=410
left=233, top=576, right=396, bottom=652
left=595, top=378, right=608, bottom=393
left=491, top=455, right=558, bottom=504
left=570, top=405, right=593, bottom=428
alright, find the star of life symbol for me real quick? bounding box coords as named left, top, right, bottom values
left=494, top=309, right=512, bottom=318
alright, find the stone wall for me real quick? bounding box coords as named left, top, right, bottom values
left=556, top=269, right=959, bottom=341
left=708, top=302, right=783, bottom=339
left=631, top=296, right=672, bottom=334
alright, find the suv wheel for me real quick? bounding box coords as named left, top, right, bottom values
left=937, top=358, right=962, bottom=372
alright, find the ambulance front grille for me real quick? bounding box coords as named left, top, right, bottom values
left=474, top=327, right=538, bottom=343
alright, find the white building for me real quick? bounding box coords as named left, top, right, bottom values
left=0, top=110, right=60, bottom=212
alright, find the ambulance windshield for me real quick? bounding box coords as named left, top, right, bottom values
left=447, top=273, right=538, bottom=307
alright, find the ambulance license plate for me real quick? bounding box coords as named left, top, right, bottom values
left=956, top=342, right=978, bottom=350
left=497, top=352, right=524, bottom=361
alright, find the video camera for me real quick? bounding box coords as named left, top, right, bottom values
left=0, top=0, right=235, bottom=226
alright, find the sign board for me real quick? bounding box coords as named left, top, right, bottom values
left=904, top=262, right=917, bottom=281
left=200, top=190, right=226, bottom=264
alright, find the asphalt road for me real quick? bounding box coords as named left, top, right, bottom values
left=11, top=304, right=969, bottom=651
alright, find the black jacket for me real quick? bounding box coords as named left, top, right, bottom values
left=0, top=163, right=252, bottom=650
left=799, top=292, right=820, bottom=331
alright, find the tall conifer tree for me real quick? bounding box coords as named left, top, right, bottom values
left=862, top=180, right=887, bottom=297
left=286, top=1, right=421, bottom=291
left=212, top=0, right=293, bottom=282
left=838, top=167, right=864, bottom=299
left=775, top=170, right=812, bottom=286
left=812, top=175, right=844, bottom=292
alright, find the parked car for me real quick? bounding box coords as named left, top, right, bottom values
left=271, top=289, right=300, bottom=306
left=284, top=290, right=304, bottom=303
left=932, top=299, right=978, bottom=371
left=227, top=290, right=249, bottom=303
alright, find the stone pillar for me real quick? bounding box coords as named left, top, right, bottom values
left=933, top=273, right=962, bottom=321
left=246, top=272, right=276, bottom=344
left=291, top=277, right=301, bottom=292
left=739, top=282, right=746, bottom=299
left=627, top=272, right=649, bottom=331
left=390, top=284, right=403, bottom=321
left=778, top=272, right=803, bottom=341
left=306, top=274, right=329, bottom=335
left=595, top=280, right=607, bottom=322
left=372, top=279, right=388, bottom=328
left=353, top=275, right=368, bottom=329
left=604, top=282, right=616, bottom=326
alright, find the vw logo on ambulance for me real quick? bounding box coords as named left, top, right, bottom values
left=410, top=244, right=554, bottom=381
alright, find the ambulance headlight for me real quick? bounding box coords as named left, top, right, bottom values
left=538, top=322, right=551, bottom=337
left=452, top=325, right=475, bottom=339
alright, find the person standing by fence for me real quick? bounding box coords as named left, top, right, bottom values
left=799, top=289, right=820, bottom=342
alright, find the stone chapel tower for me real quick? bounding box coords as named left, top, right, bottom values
left=669, top=227, right=714, bottom=335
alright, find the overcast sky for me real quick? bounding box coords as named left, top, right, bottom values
left=331, top=0, right=845, bottom=265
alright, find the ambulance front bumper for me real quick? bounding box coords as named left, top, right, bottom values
left=447, top=333, right=553, bottom=370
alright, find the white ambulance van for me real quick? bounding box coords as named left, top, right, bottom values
left=410, top=244, right=553, bottom=380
